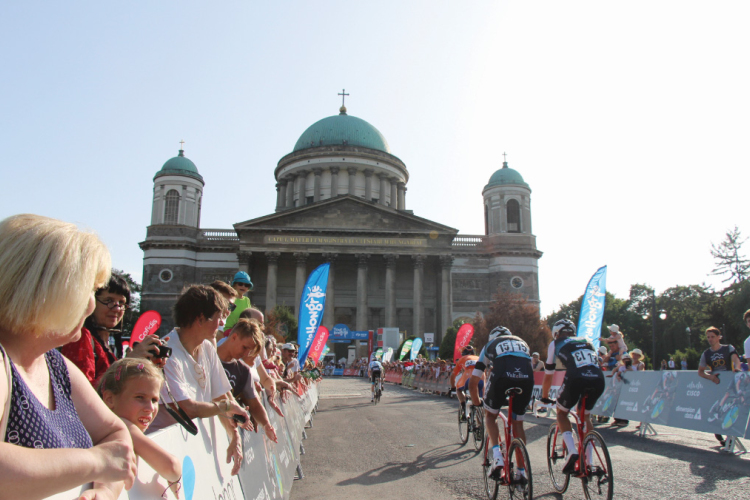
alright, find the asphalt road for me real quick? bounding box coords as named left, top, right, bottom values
left=290, top=378, right=749, bottom=500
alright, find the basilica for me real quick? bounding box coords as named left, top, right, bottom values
left=139, top=103, right=542, bottom=352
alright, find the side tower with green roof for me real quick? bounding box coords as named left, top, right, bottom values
left=150, top=146, right=205, bottom=227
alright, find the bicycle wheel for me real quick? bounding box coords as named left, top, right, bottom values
left=458, top=405, right=469, bottom=444
left=581, top=431, right=613, bottom=500
left=546, top=423, right=570, bottom=493
left=507, top=438, right=533, bottom=500
left=472, top=406, right=485, bottom=452
left=375, top=388, right=381, bottom=404
left=482, top=435, right=499, bottom=500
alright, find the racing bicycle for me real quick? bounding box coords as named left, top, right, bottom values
left=481, top=387, right=532, bottom=500
left=543, top=391, right=614, bottom=500
left=458, top=394, right=485, bottom=451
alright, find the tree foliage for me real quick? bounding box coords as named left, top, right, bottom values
left=266, top=305, right=297, bottom=342
left=473, top=289, right=551, bottom=355
left=710, top=225, right=749, bottom=284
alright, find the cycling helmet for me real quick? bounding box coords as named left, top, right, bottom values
left=552, top=319, right=576, bottom=339
left=488, top=326, right=512, bottom=342
left=461, top=346, right=475, bottom=356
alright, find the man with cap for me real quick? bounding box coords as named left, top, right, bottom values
left=225, top=271, right=254, bottom=331
left=281, top=343, right=302, bottom=383
left=612, top=350, right=645, bottom=427
left=531, top=352, right=544, bottom=371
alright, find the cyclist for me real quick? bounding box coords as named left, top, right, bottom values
left=450, top=346, right=481, bottom=422
left=541, top=319, right=605, bottom=474
left=698, top=326, right=741, bottom=445
left=469, top=326, right=533, bottom=482
left=368, top=357, right=384, bottom=402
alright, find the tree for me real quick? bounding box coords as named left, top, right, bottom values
left=474, top=289, right=551, bottom=355
left=710, top=226, right=749, bottom=284
left=266, top=305, right=297, bottom=342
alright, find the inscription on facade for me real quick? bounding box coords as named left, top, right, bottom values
left=264, top=235, right=428, bottom=247
left=454, top=278, right=488, bottom=291
left=201, top=273, right=234, bottom=283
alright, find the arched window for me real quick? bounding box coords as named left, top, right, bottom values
left=164, top=189, right=180, bottom=224
left=507, top=199, right=521, bottom=233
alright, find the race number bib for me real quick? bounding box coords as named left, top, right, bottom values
left=572, top=348, right=597, bottom=368
left=495, top=339, right=529, bottom=356
left=465, top=360, right=477, bottom=368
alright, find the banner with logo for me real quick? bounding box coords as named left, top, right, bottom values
left=577, top=265, right=607, bottom=350
left=453, top=323, right=474, bottom=362
left=308, top=326, right=329, bottom=364
left=374, top=347, right=383, bottom=360
left=410, top=338, right=423, bottom=360
left=297, top=263, right=330, bottom=363
left=383, top=347, right=394, bottom=363
left=399, top=339, right=414, bottom=361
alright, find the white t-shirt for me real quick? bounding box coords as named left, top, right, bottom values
left=151, top=330, right=232, bottom=431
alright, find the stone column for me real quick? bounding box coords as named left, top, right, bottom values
left=347, top=167, right=357, bottom=196
left=364, top=169, right=374, bottom=201
left=237, top=251, right=252, bottom=274
left=286, top=174, right=296, bottom=208
left=330, top=167, right=339, bottom=197
left=294, top=252, right=309, bottom=315
left=397, top=182, right=406, bottom=210
left=313, top=168, right=322, bottom=202
left=412, top=255, right=425, bottom=337
left=440, top=255, right=454, bottom=343
left=390, top=178, right=398, bottom=207
left=384, top=254, right=398, bottom=327
left=322, top=253, right=337, bottom=327
left=297, top=171, right=308, bottom=207
left=355, top=254, right=370, bottom=331
left=276, top=180, right=287, bottom=211
left=378, top=174, right=388, bottom=206
left=265, top=252, right=280, bottom=314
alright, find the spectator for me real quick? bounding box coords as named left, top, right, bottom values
left=224, top=271, right=254, bottom=331
left=660, top=359, right=668, bottom=370
left=531, top=352, right=544, bottom=371
left=0, top=214, right=136, bottom=499
left=149, top=285, right=250, bottom=475
left=217, top=319, right=278, bottom=442
left=209, top=280, right=237, bottom=341
left=62, top=273, right=168, bottom=386
left=98, top=358, right=181, bottom=496
left=743, top=309, right=750, bottom=366
left=668, top=356, right=676, bottom=370
left=681, top=359, right=688, bottom=370
left=281, top=343, right=301, bottom=382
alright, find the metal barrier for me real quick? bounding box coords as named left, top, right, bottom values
left=48, top=383, right=320, bottom=499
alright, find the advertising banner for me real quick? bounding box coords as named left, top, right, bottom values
left=453, top=324, right=474, bottom=362
left=577, top=265, right=607, bottom=350
left=399, top=339, right=414, bottom=361
left=592, top=371, right=750, bottom=438
left=297, top=263, right=330, bottom=363
left=331, top=324, right=369, bottom=341
left=383, top=347, right=394, bottom=363
left=410, top=338, right=423, bottom=360
left=367, top=331, right=373, bottom=360
left=375, top=347, right=383, bottom=360
left=308, top=326, right=329, bottom=364
left=131, top=310, right=162, bottom=343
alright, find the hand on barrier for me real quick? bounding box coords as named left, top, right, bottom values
left=267, top=394, right=284, bottom=417
left=227, top=432, right=243, bottom=476
left=264, top=423, right=278, bottom=443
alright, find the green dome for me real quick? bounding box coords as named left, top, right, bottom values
left=293, top=110, right=390, bottom=153
left=485, top=162, right=529, bottom=189
left=154, top=150, right=204, bottom=183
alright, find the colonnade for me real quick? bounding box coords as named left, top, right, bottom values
left=237, top=251, right=453, bottom=336
left=275, top=167, right=407, bottom=210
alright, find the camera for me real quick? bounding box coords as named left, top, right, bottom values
left=151, top=345, right=172, bottom=359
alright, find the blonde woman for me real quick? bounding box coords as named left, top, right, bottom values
left=0, top=214, right=136, bottom=500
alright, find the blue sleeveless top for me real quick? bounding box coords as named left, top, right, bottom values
left=3, top=347, right=93, bottom=449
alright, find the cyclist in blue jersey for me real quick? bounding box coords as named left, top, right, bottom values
left=541, top=319, right=605, bottom=474
left=469, top=326, right=533, bottom=481
left=368, top=358, right=384, bottom=402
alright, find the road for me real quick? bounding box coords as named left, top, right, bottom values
left=290, top=377, right=749, bottom=500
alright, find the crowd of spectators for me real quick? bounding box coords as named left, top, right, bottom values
left=0, top=214, right=323, bottom=500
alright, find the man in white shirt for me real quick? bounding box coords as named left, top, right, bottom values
left=150, top=285, right=250, bottom=475
left=281, top=343, right=301, bottom=382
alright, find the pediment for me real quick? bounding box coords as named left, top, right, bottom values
left=234, top=195, right=457, bottom=236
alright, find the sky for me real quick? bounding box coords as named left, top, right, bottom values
left=1, top=2, right=748, bottom=317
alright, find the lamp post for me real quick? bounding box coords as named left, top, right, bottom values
left=642, top=289, right=667, bottom=368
